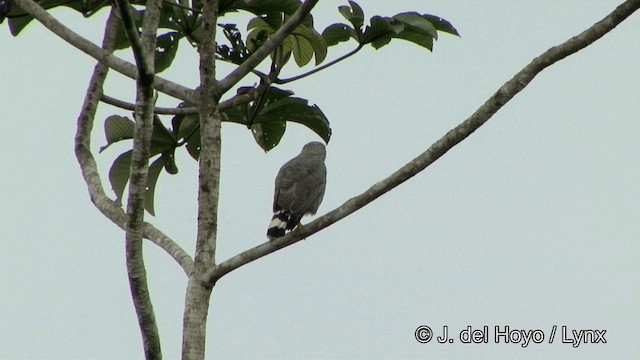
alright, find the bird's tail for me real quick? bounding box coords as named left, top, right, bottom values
left=267, top=210, right=293, bottom=239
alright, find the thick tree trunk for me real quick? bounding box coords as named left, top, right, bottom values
left=182, top=279, right=214, bottom=360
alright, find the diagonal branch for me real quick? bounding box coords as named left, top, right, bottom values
left=216, top=0, right=319, bottom=95
left=13, top=0, right=195, bottom=102
left=275, top=44, right=363, bottom=84
left=74, top=9, right=193, bottom=275
left=204, top=0, right=640, bottom=285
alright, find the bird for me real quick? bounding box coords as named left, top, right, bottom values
left=267, top=141, right=327, bottom=240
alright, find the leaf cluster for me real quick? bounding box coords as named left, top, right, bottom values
left=3, top=0, right=458, bottom=215
left=100, top=86, right=331, bottom=214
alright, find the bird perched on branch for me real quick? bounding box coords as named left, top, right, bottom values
left=267, top=142, right=327, bottom=240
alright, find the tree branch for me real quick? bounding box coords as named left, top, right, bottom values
left=194, top=0, right=220, bottom=269
left=101, top=94, right=198, bottom=115
left=204, top=0, right=640, bottom=285
left=113, top=0, right=146, bottom=76
left=102, top=84, right=268, bottom=115
left=275, top=44, right=363, bottom=84
left=13, top=0, right=195, bottom=102
left=181, top=0, right=220, bottom=358
left=216, top=0, right=319, bottom=95
left=116, top=0, right=165, bottom=357
left=73, top=9, right=193, bottom=275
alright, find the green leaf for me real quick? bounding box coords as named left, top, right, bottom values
left=109, top=150, right=132, bottom=205
left=360, top=12, right=456, bottom=51
left=394, top=27, right=434, bottom=51
left=246, top=16, right=275, bottom=53
left=185, top=129, right=201, bottom=160
left=176, top=113, right=199, bottom=140
left=221, top=87, right=329, bottom=151
left=218, top=23, right=251, bottom=64
left=322, top=23, right=353, bottom=46
left=63, top=0, right=110, bottom=17
left=247, top=16, right=326, bottom=66
left=338, top=1, right=364, bottom=31
left=294, top=24, right=327, bottom=65
left=150, top=115, right=177, bottom=156
left=256, top=87, right=294, bottom=106
left=155, top=32, right=181, bottom=73
left=113, top=27, right=132, bottom=51
left=100, top=115, right=135, bottom=153
left=219, top=101, right=249, bottom=125
left=389, top=12, right=438, bottom=51
left=247, top=16, right=272, bottom=32
left=144, top=155, right=166, bottom=216
left=179, top=86, right=329, bottom=152
left=107, top=150, right=172, bottom=215
left=6, top=0, right=67, bottom=35
left=7, top=15, right=33, bottom=36
left=393, top=12, right=437, bottom=38
left=251, top=120, right=286, bottom=152
left=284, top=34, right=314, bottom=67
left=6, top=0, right=109, bottom=35
left=112, top=6, right=143, bottom=50
left=163, top=150, right=179, bottom=175
left=175, top=114, right=201, bottom=160
left=362, top=16, right=394, bottom=49
left=152, top=115, right=176, bottom=145
left=257, top=96, right=331, bottom=144
left=159, top=5, right=189, bottom=32
left=422, top=14, right=460, bottom=37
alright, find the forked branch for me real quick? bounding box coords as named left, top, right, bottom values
left=73, top=10, right=193, bottom=274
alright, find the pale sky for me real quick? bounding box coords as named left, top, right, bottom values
left=1, top=1, right=639, bottom=359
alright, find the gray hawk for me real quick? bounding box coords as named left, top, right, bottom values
left=267, top=141, right=327, bottom=239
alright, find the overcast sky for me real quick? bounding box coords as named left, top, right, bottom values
left=1, top=1, right=639, bottom=359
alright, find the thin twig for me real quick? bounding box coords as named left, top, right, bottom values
left=275, top=44, right=363, bottom=84
left=204, top=0, right=640, bottom=285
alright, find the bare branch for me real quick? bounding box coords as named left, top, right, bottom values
left=193, top=0, right=220, bottom=268
left=275, top=44, right=363, bottom=84
left=102, top=84, right=269, bottom=115
left=142, top=222, right=193, bottom=272
left=182, top=0, right=221, bottom=357
left=114, top=0, right=151, bottom=79
left=116, top=0, right=166, bottom=357
left=216, top=0, right=319, bottom=95
left=73, top=9, right=193, bottom=275
left=101, top=94, right=197, bottom=115
left=13, top=0, right=195, bottom=102
left=205, top=0, right=640, bottom=285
